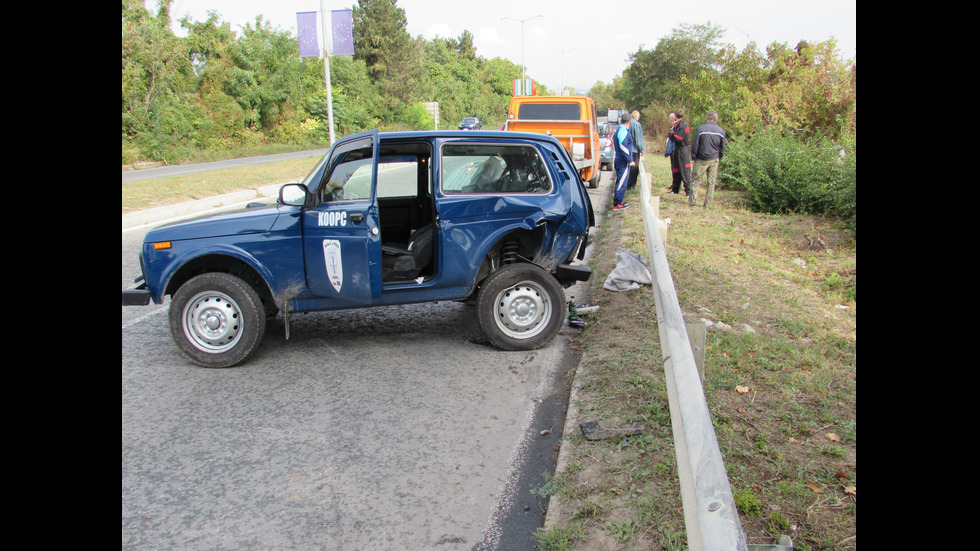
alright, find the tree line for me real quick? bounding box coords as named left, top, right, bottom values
left=122, top=0, right=529, bottom=164
left=590, top=22, right=855, bottom=227
left=123, top=1, right=854, bottom=226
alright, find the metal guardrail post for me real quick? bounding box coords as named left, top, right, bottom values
left=636, top=160, right=750, bottom=551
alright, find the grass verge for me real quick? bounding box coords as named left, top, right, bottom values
left=122, top=156, right=322, bottom=214
left=536, top=154, right=856, bottom=550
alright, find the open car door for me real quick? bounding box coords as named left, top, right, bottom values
left=302, top=130, right=383, bottom=305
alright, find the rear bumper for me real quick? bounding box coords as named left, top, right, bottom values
left=556, top=262, right=592, bottom=284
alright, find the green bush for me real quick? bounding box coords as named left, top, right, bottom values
left=122, top=141, right=140, bottom=165
left=393, top=102, right=436, bottom=131
left=721, top=129, right=855, bottom=228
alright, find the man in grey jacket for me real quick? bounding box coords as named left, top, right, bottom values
left=690, top=110, right=726, bottom=208
left=626, top=110, right=645, bottom=190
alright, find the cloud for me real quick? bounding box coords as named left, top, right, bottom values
left=422, top=23, right=453, bottom=39
left=476, top=27, right=506, bottom=47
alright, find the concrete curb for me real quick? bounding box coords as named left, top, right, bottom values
left=544, top=167, right=615, bottom=530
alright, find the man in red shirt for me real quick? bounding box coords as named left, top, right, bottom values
left=668, top=108, right=692, bottom=200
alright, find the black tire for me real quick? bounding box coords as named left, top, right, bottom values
left=168, top=272, right=266, bottom=368
left=476, top=263, right=565, bottom=351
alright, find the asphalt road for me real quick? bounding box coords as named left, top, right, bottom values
left=121, top=164, right=613, bottom=550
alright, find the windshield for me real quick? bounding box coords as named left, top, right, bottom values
left=517, top=103, right=581, bottom=120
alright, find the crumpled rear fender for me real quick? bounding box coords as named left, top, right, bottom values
left=438, top=195, right=583, bottom=285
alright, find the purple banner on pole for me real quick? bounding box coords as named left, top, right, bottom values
left=296, top=11, right=319, bottom=58
left=331, top=10, right=354, bottom=56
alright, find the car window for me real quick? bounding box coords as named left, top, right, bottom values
left=321, top=154, right=420, bottom=202
left=442, top=143, right=552, bottom=194
left=517, top=103, right=581, bottom=120
left=321, top=152, right=373, bottom=202
left=377, top=158, right=419, bottom=198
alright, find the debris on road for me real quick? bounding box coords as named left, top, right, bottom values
left=567, top=301, right=600, bottom=328
left=579, top=420, right=644, bottom=441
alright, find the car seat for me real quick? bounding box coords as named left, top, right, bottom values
left=381, top=223, right=434, bottom=281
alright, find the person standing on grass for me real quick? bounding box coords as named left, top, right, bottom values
left=612, top=111, right=634, bottom=210
left=690, top=110, right=727, bottom=208
left=668, top=108, right=692, bottom=199
left=665, top=111, right=677, bottom=176
left=626, top=110, right=645, bottom=190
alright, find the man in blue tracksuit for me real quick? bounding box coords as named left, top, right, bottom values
left=612, top=112, right=635, bottom=210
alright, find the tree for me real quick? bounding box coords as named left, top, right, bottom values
left=180, top=11, right=244, bottom=149
left=588, top=81, right=617, bottom=113
left=416, top=35, right=518, bottom=129
left=223, top=16, right=306, bottom=131
left=449, top=30, right=476, bottom=61
left=675, top=42, right=769, bottom=132
left=318, top=56, right=383, bottom=135
left=122, top=0, right=195, bottom=160
left=619, top=22, right=725, bottom=111
left=730, top=39, right=856, bottom=140
left=352, top=0, right=422, bottom=106
left=122, top=0, right=531, bottom=160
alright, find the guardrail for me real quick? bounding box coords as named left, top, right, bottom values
left=635, top=161, right=791, bottom=551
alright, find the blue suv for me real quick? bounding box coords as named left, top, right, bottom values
left=123, top=130, right=595, bottom=367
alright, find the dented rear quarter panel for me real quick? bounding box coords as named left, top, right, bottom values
left=431, top=134, right=591, bottom=287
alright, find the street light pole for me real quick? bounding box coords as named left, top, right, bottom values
left=502, top=14, right=543, bottom=95
left=553, top=47, right=575, bottom=93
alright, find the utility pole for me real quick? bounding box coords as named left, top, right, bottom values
left=320, top=0, right=336, bottom=144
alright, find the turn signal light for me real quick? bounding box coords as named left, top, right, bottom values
left=153, top=241, right=171, bottom=250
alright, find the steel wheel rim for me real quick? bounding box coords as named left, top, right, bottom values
left=492, top=280, right=552, bottom=339
left=181, top=290, right=244, bottom=354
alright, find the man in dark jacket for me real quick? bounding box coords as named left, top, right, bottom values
left=668, top=108, right=692, bottom=198
left=690, top=110, right=727, bottom=208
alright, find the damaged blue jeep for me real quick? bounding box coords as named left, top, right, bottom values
left=123, top=129, right=595, bottom=367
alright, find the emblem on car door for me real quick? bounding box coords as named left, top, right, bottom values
left=323, top=239, right=343, bottom=292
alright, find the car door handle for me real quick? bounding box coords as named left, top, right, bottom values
left=350, top=213, right=364, bottom=223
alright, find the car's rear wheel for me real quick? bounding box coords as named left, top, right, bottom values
left=169, top=272, right=266, bottom=368
left=477, top=263, right=565, bottom=350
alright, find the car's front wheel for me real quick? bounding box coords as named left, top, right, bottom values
left=169, top=272, right=266, bottom=368
left=477, top=263, right=565, bottom=351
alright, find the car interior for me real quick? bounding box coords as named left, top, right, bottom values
left=314, top=139, right=555, bottom=284
left=315, top=139, right=436, bottom=283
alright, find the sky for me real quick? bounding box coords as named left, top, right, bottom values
left=149, top=0, right=856, bottom=93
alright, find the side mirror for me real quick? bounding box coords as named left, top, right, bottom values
left=279, top=183, right=310, bottom=207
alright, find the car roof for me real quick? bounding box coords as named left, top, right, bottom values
left=333, top=129, right=569, bottom=154
left=375, top=129, right=553, bottom=141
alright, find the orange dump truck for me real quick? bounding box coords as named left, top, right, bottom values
left=503, top=96, right=601, bottom=188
